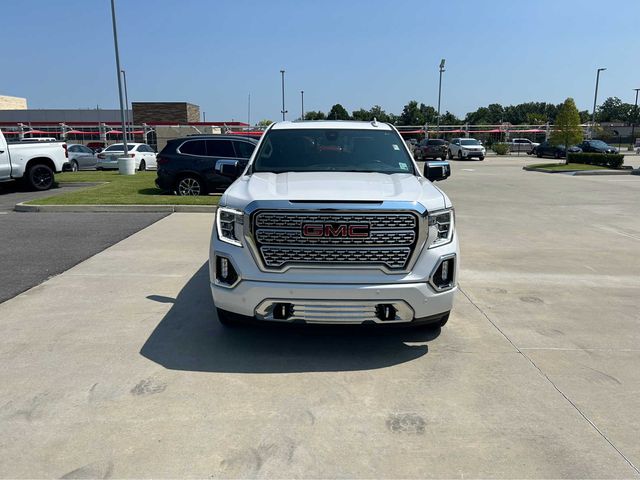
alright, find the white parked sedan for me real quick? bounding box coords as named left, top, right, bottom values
left=96, top=143, right=157, bottom=170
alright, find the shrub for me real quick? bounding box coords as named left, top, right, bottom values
left=567, top=152, right=624, bottom=169
left=492, top=143, right=509, bottom=155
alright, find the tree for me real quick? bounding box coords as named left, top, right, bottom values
left=257, top=119, right=273, bottom=127
left=399, top=100, right=424, bottom=125
left=596, top=97, right=634, bottom=122
left=439, top=111, right=462, bottom=125
left=304, top=110, right=326, bottom=120
left=327, top=104, right=350, bottom=120
left=549, top=98, right=583, bottom=164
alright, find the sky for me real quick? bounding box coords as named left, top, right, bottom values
left=1, top=0, right=639, bottom=123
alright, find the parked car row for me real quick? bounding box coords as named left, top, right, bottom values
left=414, top=138, right=486, bottom=160
left=531, top=139, right=618, bottom=158
left=64, top=142, right=158, bottom=171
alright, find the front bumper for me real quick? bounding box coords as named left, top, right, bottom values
left=211, top=278, right=456, bottom=325
left=461, top=149, right=485, bottom=158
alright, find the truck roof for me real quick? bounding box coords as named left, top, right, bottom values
left=270, top=120, right=393, bottom=131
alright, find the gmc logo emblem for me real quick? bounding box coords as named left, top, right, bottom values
left=302, top=223, right=370, bottom=238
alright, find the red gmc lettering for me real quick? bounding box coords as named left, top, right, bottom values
left=302, top=224, right=324, bottom=236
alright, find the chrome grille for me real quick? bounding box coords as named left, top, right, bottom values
left=251, top=210, right=420, bottom=270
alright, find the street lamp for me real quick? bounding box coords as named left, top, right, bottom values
left=109, top=0, right=128, bottom=158
left=591, top=67, right=606, bottom=138
left=301, top=90, right=304, bottom=120
left=631, top=88, right=640, bottom=148
left=280, top=70, right=287, bottom=121
left=437, top=59, right=446, bottom=137
left=120, top=69, right=130, bottom=141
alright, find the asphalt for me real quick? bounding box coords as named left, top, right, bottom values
left=1, top=156, right=640, bottom=477
left=0, top=184, right=167, bottom=303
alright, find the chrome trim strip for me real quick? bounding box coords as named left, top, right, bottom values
left=255, top=299, right=415, bottom=324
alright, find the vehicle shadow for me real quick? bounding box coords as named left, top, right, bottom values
left=140, top=263, right=440, bottom=373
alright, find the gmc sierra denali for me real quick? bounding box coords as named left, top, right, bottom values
left=209, top=120, right=458, bottom=327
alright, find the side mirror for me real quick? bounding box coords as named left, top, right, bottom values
left=424, top=160, right=451, bottom=182
left=216, top=160, right=241, bottom=178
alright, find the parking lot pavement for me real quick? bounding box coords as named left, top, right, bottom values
left=0, top=183, right=77, bottom=212
left=0, top=184, right=167, bottom=303
left=1, top=160, right=640, bottom=477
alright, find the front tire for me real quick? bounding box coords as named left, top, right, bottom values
left=479, top=156, right=485, bottom=161
left=438, top=312, right=450, bottom=327
left=176, top=175, right=205, bottom=196
left=139, top=160, right=146, bottom=171
left=26, top=163, right=54, bottom=191
left=448, top=150, right=453, bottom=160
left=457, top=150, right=463, bottom=160
left=71, top=160, right=79, bottom=172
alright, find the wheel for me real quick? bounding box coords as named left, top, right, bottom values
left=438, top=312, right=450, bottom=328
left=457, top=150, right=463, bottom=160
left=479, top=156, right=485, bottom=161
left=448, top=150, right=453, bottom=160
left=71, top=160, right=79, bottom=172
left=414, top=150, right=421, bottom=161
left=554, top=151, right=561, bottom=159
left=217, top=308, right=240, bottom=327
left=139, top=160, right=146, bottom=171
left=26, top=163, right=54, bottom=191
left=176, top=175, right=205, bottom=196
left=537, top=151, right=543, bottom=158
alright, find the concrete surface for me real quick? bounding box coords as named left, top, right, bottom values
left=0, top=206, right=167, bottom=303
left=14, top=203, right=217, bottom=213
left=1, top=156, right=639, bottom=478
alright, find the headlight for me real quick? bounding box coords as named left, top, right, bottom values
left=427, top=209, right=454, bottom=248
left=216, top=207, right=243, bottom=247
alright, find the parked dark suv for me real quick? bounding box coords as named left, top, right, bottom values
left=155, top=135, right=258, bottom=195
left=414, top=139, right=448, bottom=160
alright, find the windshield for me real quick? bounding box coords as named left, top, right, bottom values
left=252, top=129, right=415, bottom=174
left=105, top=144, right=135, bottom=152
left=460, top=139, right=480, bottom=146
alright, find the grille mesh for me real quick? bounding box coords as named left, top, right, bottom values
left=252, top=210, right=420, bottom=270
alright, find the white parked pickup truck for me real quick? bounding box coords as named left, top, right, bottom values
left=0, top=130, right=68, bottom=190
left=508, top=138, right=539, bottom=154
left=209, top=120, right=458, bottom=328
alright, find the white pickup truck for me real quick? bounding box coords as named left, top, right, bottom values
left=0, top=130, right=68, bottom=190
left=210, top=120, right=458, bottom=328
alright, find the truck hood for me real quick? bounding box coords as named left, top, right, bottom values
left=222, top=172, right=450, bottom=211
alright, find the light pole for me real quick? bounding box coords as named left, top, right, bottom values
left=120, top=69, right=130, bottom=141
left=109, top=0, right=128, bottom=157
left=591, top=67, right=606, bottom=138
left=437, top=59, right=446, bottom=137
left=280, top=69, right=287, bottom=121
left=301, top=90, right=304, bottom=120
left=631, top=88, right=640, bottom=148
left=248, top=93, right=251, bottom=128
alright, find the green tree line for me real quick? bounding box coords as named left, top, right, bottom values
left=302, top=97, right=638, bottom=125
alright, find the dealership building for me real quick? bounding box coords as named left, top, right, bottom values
left=0, top=100, right=248, bottom=150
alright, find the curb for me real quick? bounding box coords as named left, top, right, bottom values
left=15, top=202, right=217, bottom=213
left=523, top=166, right=633, bottom=175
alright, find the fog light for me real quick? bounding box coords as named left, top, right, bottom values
left=220, top=257, right=229, bottom=279
left=429, top=255, right=456, bottom=291
left=215, top=255, right=238, bottom=286
left=441, top=260, right=449, bottom=281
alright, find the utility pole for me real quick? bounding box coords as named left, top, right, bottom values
left=203, top=111, right=206, bottom=122
left=280, top=69, right=287, bottom=121
left=248, top=93, right=251, bottom=128
left=591, top=67, right=606, bottom=139
left=437, top=59, right=446, bottom=138
left=631, top=88, right=640, bottom=148
left=109, top=0, right=128, bottom=156
left=120, top=69, right=130, bottom=141
left=301, top=90, right=304, bottom=120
